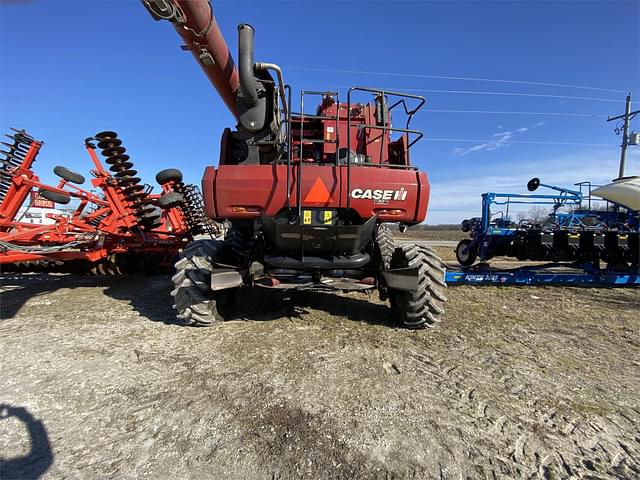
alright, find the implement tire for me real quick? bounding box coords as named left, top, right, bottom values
left=455, top=239, right=478, bottom=267
left=171, top=239, right=237, bottom=326
left=158, top=191, right=184, bottom=209
left=156, top=168, right=183, bottom=185
left=54, top=166, right=85, bottom=184
left=388, top=243, right=447, bottom=329
left=39, top=189, right=70, bottom=205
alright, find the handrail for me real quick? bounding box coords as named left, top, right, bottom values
left=346, top=86, right=426, bottom=210
left=284, top=84, right=292, bottom=212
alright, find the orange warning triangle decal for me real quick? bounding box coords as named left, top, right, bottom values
left=304, top=177, right=331, bottom=203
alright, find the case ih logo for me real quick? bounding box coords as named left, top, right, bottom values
left=350, top=187, right=407, bottom=202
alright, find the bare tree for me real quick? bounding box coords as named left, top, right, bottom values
left=519, top=206, right=550, bottom=225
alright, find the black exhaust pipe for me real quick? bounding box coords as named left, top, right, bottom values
left=237, top=24, right=258, bottom=108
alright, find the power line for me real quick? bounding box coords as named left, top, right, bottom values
left=424, top=109, right=608, bottom=118
left=426, top=138, right=616, bottom=147
left=298, top=84, right=626, bottom=103
left=288, top=66, right=626, bottom=94
left=381, top=88, right=625, bottom=103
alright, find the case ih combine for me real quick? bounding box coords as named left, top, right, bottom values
left=2, top=0, right=637, bottom=328
left=142, top=0, right=447, bottom=328
left=0, top=128, right=217, bottom=274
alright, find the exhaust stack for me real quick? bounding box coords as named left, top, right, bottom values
left=235, top=23, right=268, bottom=133
left=237, top=24, right=258, bottom=108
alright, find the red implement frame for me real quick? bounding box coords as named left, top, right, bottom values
left=0, top=130, right=193, bottom=269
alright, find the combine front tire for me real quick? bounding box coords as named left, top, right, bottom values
left=171, top=239, right=237, bottom=326
left=388, top=244, right=447, bottom=329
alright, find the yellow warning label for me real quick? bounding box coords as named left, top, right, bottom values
left=303, top=210, right=312, bottom=224
left=324, top=211, right=332, bottom=224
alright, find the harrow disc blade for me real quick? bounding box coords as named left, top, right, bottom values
left=95, top=131, right=118, bottom=140
left=138, top=205, right=157, bottom=215
left=123, top=184, right=145, bottom=193
left=101, top=146, right=126, bottom=157
left=97, top=138, right=123, bottom=149
left=1, top=151, right=25, bottom=160
left=118, top=176, right=141, bottom=186
left=109, top=161, right=133, bottom=172
left=126, top=191, right=147, bottom=200
left=104, top=154, right=130, bottom=165
left=116, top=170, right=138, bottom=179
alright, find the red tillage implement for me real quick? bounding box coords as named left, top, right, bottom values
left=0, top=129, right=216, bottom=274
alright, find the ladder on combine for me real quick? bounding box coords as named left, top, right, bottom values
left=289, top=90, right=340, bottom=222
left=286, top=90, right=342, bottom=262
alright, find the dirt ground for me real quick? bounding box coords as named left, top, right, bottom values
left=1, top=246, right=639, bottom=479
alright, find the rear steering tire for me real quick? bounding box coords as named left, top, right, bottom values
left=375, top=223, right=395, bottom=268
left=375, top=223, right=395, bottom=301
left=171, top=239, right=237, bottom=326
left=388, top=244, right=447, bottom=329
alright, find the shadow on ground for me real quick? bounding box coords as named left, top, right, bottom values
left=0, top=404, right=53, bottom=480
left=1, top=273, right=391, bottom=327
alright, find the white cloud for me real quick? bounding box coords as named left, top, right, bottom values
left=453, top=130, right=514, bottom=156
left=452, top=121, right=549, bottom=157
left=426, top=149, right=639, bottom=224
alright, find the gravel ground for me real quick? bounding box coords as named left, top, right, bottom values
left=1, top=246, right=639, bottom=479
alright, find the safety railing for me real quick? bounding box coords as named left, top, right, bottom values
left=345, top=87, right=425, bottom=210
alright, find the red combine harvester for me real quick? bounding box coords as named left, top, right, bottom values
left=0, top=129, right=217, bottom=273
left=144, top=0, right=446, bottom=328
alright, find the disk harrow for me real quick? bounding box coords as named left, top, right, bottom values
left=0, top=128, right=209, bottom=274
left=155, top=168, right=222, bottom=237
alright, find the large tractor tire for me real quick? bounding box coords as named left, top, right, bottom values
left=388, top=243, right=447, bottom=329
left=171, top=239, right=237, bottom=326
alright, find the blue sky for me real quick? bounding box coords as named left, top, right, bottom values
left=1, top=0, right=639, bottom=223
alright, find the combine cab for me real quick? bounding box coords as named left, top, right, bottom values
left=143, top=0, right=446, bottom=328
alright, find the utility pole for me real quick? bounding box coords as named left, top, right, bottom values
left=607, top=92, right=640, bottom=179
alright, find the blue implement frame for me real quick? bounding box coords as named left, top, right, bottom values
left=445, top=267, right=640, bottom=286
